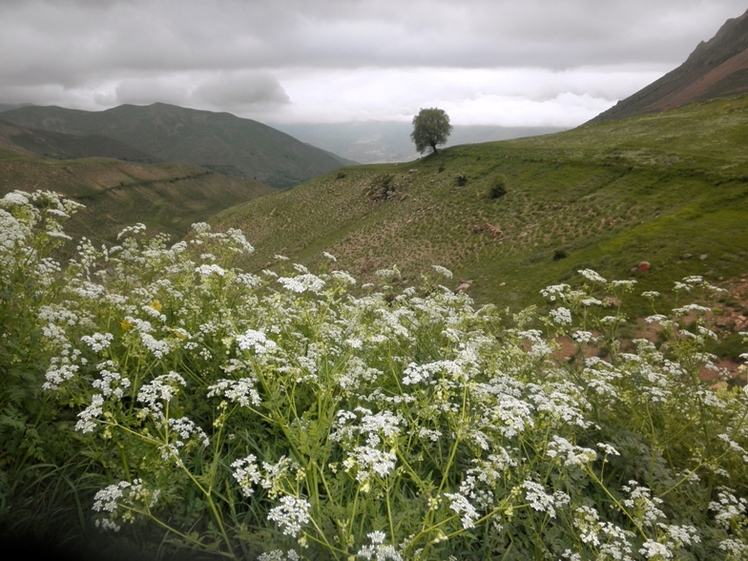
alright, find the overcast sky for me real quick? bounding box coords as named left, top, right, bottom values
left=1, top=0, right=746, bottom=127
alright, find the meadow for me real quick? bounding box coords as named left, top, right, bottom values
left=211, top=96, right=748, bottom=325
left=1, top=189, right=747, bottom=560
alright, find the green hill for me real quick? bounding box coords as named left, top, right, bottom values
left=1, top=103, right=348, bottom=189
left=0, top=119, right=162, bottom=163
left=210, top=95, right=748, bottom=313
left=0, top=143, right=273, bottom=247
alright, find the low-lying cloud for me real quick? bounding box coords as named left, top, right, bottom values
left=0, top=0, right=745, bottom=126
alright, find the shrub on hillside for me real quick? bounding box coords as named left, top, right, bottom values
left=489, top=175, right=507, bottom=199
left=1, top=190, right=748, bottom=560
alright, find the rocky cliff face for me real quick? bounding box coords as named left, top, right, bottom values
left=589, top=9, right=748, bottom=123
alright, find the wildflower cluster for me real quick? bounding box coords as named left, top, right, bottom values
left=2, top=191, right=748, bottom=561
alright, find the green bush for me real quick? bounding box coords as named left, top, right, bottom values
left=2, top=191, right=748, bottom=560
left=489, top=175, right=507, bottom=199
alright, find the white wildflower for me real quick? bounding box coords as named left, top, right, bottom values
left=431, top=265, right=453, bottom=279
left=75, top=394, right=104, bottom=433
left=136, top=372, right=186, bottom=419
left=267, top=496, right=310, bottom=537
left=578, top=269, right=607, bottom=283
left=191, top=222, right=211, bottom=233
left=597, top=443, right=620, bottom=456
left=278, top=273, right=325, bottom=294
left=549, top=307, right=572, bottom=326
left=195, top=264, right=226, bottom=277
left=522, top=480, right=567, bottom=519
left=236, top=328, right=277, bottom=355
left=207, top=378, right=261, bottom=407
left=357, top=531, right=403, bottom=561
left=638, top=539, right=672, bottom=560
left=540, top=283, right=570, bottom=302
left=444, top=492, right=480, bottom=529
left=81, top=332, right=114, bottom=352
left=231, top=455, right=262, bottom=497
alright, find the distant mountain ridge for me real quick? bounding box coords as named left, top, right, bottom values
left=0, top=103, right=347, bottom=188
left=0, top=119, right=163, bottom=163
left=590, top=8, right=748, bottom=123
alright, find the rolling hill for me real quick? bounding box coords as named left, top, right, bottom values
left=0, top=139, right=273, bottom=247
left=591, top=8, right=748, bottom=123
left=0, top=119, right=162, bottom=163
left=0, top=103, right=348, bottom=189
left=210, top=95, right=748, bottom=319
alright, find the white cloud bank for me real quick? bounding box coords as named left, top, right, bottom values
left=0, top=0, right=745, bottom=126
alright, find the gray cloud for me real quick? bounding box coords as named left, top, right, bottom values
left=192, top=72, right=291, bottom=109
left=0, top=0, right=745, bottom=125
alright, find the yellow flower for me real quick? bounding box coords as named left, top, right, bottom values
left=150, top=300, right=163, bottom=311
left=120, top=319, right=133, bottom=330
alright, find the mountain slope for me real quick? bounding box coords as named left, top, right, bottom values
left=591, top=9, right=748, bottom=123
left=1, top=103, right=346, bottom=188
left=0, top=119, right=162, bottom=163
left=0, top=142, right=273, bottom=247
left=210, top=95, right=748, bottom=312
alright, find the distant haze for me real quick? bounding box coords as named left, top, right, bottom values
left=0, top=1, right=745, bottom=127
left=272, top=122, right=565, bottom=163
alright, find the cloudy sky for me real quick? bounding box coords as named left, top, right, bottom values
left=1, top=0, right=746, bottom=127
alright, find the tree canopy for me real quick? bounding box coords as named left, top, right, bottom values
left=411, top=107, right=452, bottom=154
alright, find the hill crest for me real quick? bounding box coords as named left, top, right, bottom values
left=1, top=103, right=347, bottom=188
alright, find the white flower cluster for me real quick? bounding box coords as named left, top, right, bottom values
left=431, top=265, right=453, bottom=279
left=10, top=195, right=746, bottom=560
left=195, top=264, right=226, bottom=277
left=572, top=505, right=634, bottom=557
left=622, top=481, right=665, bottom=526
left=709, top=487, right=748, bottom=529
left=331, top=407, right=404, bottom=489
left=236, top=328, right=277, bottom=355
left=81, top=332, right=114, bottom=352
left=539, top=283, right=570, bottom=302
left=43, top=348, right=82, bottom=390
left=444, top=492, right=480, bottom=529
left=277, top=273, right=326, bottom=294
left=356, top=531, right=403, bottom=561
left=578, top=269, right=607, bottom=284
left=92, top=478, right=160, bottom=531
left=257, top=550, right=300, bottom=561
left=76, top=394, right=104, bottom=433
left=267, top=495, right=311, bottom=537
left=207, top=377, right=261, bottom=407
left=136, top=372, right=187, bottom=419
left=167, top=416, right=209, bottom=449
left=546, top=435, right=596, bottom=467
left=522, top=480, right=569, bottom=519
left=549, top=306, right=572, bottom=326
left=231, top=455, right=262, bottom=497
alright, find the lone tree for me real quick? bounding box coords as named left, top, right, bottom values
left=411, top=107, right=452, bottom=155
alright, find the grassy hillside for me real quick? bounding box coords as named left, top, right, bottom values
left=211, top=96, right=748, bottom=315
left=0, top=119, right=162, bottom=163
left=0, top=146, right=273, bottom=247
left=1, top=103, right=347, bottom=188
